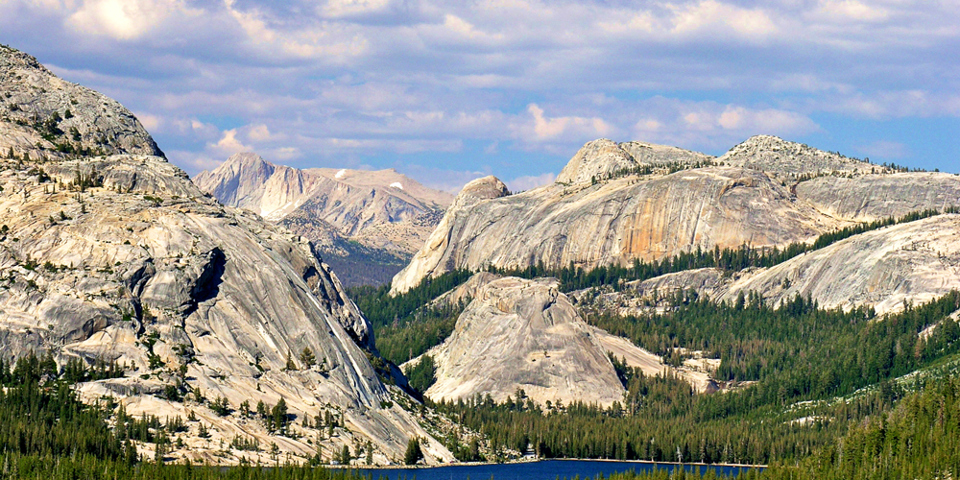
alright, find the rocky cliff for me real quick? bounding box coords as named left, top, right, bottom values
left=0, top=45, right=452, bottom=465
left=392, top=136, right=960, bottom=294
left=556, top=138, right=714, bottom=185
left=414, top=275, right=714, bottom=405
left=194, top=153, right=453, bottom=286
left=392, top=163, right=841, bottom=294
left=795, top=172, right=960, bottom=221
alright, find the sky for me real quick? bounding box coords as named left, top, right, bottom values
left=2, top=0, right=959, bottom=193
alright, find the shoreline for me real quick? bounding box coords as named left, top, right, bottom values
left=349, top=458, right=768, bottom=470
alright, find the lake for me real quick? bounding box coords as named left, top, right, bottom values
left=357, top=460, right=759, bottom=480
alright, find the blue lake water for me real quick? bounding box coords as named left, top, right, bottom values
left=357, top=460, right=758, bottom=480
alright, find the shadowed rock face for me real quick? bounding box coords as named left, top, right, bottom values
left=0, top=45, right=162, bottom=160
left=0, top=47, right=453, bottom=465
left=422, top=277, right=627, bottom=406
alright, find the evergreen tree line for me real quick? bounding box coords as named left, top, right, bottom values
left=356, top=207, right=958, bottom=371
left=592, top=374, right=960, bottom=480
left=0, top=352, right=372, bottom=480
left=430, top=290, right=960, bottom=466
left=587, top=290, right=960, bottom=402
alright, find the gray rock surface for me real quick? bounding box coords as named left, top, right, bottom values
left=194, top=153, right=453, bottom=259
left=0, top=45, right=162, bottom=160
left=556, top=138, right=713, bottom=185
left=392, top=165, right=838, bottom=294
left=718, top=135, right=883, bottom=180
left=421, top=277, right=627, bottom=406
left=721, top=214, right=960, bottom=314
left=393, top=136, right=960, bottom=295
left=796, top=172, right=960, bottom=221
left=0, top=48, right=453, bottom=465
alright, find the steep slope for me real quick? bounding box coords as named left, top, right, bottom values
left=194, top=153, right=453, bottom=286
left=796, top=172, right=960, bottom=221
left=419, top=277, right=627, bottom=406
left=392, top=162, right=839, bottom=294
left=0, top=46, right=452, bottom=465
left=721, top=214, right=960, bottom=315
left=0, top=45, right=162, bottom=160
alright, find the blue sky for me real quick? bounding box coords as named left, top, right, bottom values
left=2, top=0, right=958, bottom=192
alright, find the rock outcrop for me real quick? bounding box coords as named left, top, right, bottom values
left=0, top=46, right=452, bottom=465
left=419, top=277, right=627, bottom=406
left=194, top=153, right=453, bottom=286
left=415, top=275, right=713, bottom=405
left=721, top=214, right=960, bottom=315
left=556, top=138, right=714, bottom=185
left=393, top=136, right=960, bottom=295
left=0, top=45, right=163, bottom=160
left=795, top=172, right=960, bottom=221
left=717, top=135, right=883, bottom=180
left=392, top=164, right=840, bottom=294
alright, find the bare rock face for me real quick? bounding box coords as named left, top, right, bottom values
left=0, top=49, right=453, bottom=465
left=718, top=135, right=883, bottom=180
left=392, top=164, right=839, bottom=294
left=0, top=45, right=162, bottom=160
left=795, top=172, right=960, bottom=221
left=392, top=135, right=960, bottom=296
left=194, top=153, right=453, bottom=255
left=422, top=277, right=627, bottom=406
left=556, top=138, right=713, bottom=185
left=0, top=153, right=456, bottom=464
left=194, top=153, right=453, bottom=286
left=722, top=214, right=960, bottom=315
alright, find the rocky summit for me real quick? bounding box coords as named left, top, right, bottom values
left=392, top=135, right=960, bottom=295
left=194, top=153, right=453, bottom=286
left=0, top=46, right=452, bottom=465
left=0, top=45, right=162, bottom=161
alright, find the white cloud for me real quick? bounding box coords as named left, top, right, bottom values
left=669, top=1, right=778, bottom=40
left=507, top=172, right=556, bottom=192
left=525, top=104, right=614, bottom=142
left=812, top=0, right=890, bottom=23
left=8, top=0, right=959, bottom=182
left=67, top=0, right=191, bottom=40
left=208, top=129, right=254, bottom=156
left=630, top=98, right=820, bottom=150
left=322, top=0, right=391, bottom=18
left=223, top=0, right=368, bottom=60
left=134, top=111, right=162, bottom=132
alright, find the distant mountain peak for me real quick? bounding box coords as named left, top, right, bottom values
left=556, top=138, right=714, bottom=186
